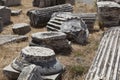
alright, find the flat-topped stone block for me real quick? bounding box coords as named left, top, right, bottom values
left=30, top=32, right=72, bottom=53
left=0, top=6, right=11, bottom=25
left=12, top=23, right=31, bottom=35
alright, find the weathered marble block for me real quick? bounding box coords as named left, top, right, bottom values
left=47, top=12, right=89, bottom=44
left=12, top=23, right=31, bottom=35
left=3, top=46, right=65, bottom=80
left=27, top=4, right=73, bottom=27
left=30, top=32, right=72, bottom=53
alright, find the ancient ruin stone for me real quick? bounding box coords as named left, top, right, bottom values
left=12, top=23, right=31, bottom=35
left=0, top=0, right=21, bottom=6
left=27, top=4, right=73, bottom=27
left=33, top=0, right=75, bottom=7
left=0, top=35, right=28, bottom=45
left=30, top=32, right=72, bottom=53
left=0, top=17, right=3, bottom=32
left=17, top=65, right=43, bottom=80
left=97, top=1, right=120, bottom=28
left=47, top=12, right=89, bottom=44
left=4, top=46, right=65, bottom=80
left=3, top=64, right=20, bottom=80
left=0, top=6, right=11, bottom=25
left=85, top=27, right=120, bottom=80
left=76, top=13, right=97, bottom=31
left=11, top=9, right=22, bottom=16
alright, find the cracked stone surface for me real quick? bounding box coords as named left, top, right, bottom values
left=12, top=23, right=31, bottom=35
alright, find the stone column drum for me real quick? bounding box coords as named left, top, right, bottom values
left=3, top=46, right=65, bottom=80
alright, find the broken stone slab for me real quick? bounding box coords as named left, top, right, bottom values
left=0, top=0, right=21, bottom=6
left=30, top=32, right=72, bottom=53
left=27, top=4, right=73, bottom=27
left=12, top=23, right=31, bottom=35
left=0, top=35, right=28, bottom=45
left=5, top=46, right=64, bottom=80
left=85, top=27, right=120, bottom=80
left=97, top=1, right=120, bottom=28
left=47, top=12, right=89, bottom=44
left=17, top=65, right=43, bottom=80
left=0, top=6, right=11, bottom=25
left=3, top=64, right=20, bottom=80
left=18, top=64, right=62, bottom=80
left=11, top=9, right=22, bottom=16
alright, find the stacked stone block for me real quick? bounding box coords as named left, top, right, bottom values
left=0, top=17, right=3, bottom=32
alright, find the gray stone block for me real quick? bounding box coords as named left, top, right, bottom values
left=0, top=6, right=11, bottom=25
left=30, top=32, right=72, bottom=53
left=97, top=1, right=120, bottom=27
left=0, top=35, right=28, bottom=45
left=12, top=23, right=31, bottom=35
left=17, top=65, right=43, bottom=80
left=27, top=4, right=73, bottom=27
left=47, top=12, right=89, bottom=44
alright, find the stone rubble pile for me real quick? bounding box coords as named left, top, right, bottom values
left=27, top=4, right=73, bottom=27
left=3, top=46, right=65, bottom=80
left=30, top=31, right=72, bottom=54
left=97, top=1, right=120, bottom=27
left=33, top=0, right=75, bottom=7
left=0, top=6, right=11, bottom=25
left=85, top=27, right=120, bottom=80
left=12, top=23, right=31, bottom=35
left=0, top=0, right=21, bottom=6
left=47, top=12, right=89, bottom=44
